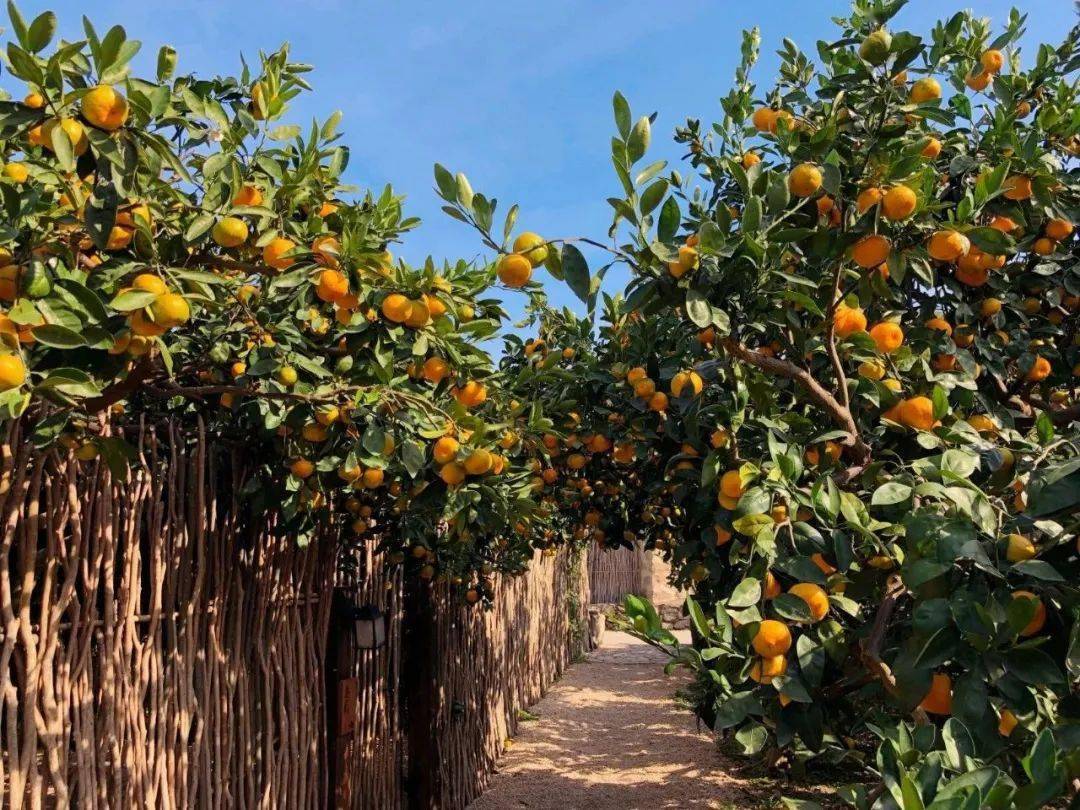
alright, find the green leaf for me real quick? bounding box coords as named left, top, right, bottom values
left=732, top=512, right=772, bottom=537
left=612, top=91, right=631, bottom=139
left=110, top=290, right=158, bottom=312
left=31, top=324, right=84, bottom=349
left=25, top=10, right=56, bottom=52
left=627, top=115, right=651, bottom=164
left=657, top=196, right=680, bottom=243
left=872, top=482, right=912, bottom=506
left=772, top=593, right=813, bottom=623
left=560, top=244, right=590, bottom=304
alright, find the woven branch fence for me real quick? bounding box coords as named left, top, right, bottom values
left=586, top=541, right=646, bottom=604
left=1, top=416, right=588, bottom=809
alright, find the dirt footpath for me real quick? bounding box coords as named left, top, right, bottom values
left=468, top=631, right=750, bottom=810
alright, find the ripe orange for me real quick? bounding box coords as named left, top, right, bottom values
left=440, top=462, right=466, bottom=486
left=106, top=226, right=134, bottom=251
left=919, top=673, right=952, bottom=715
left=132, top=273, right=168, bottom=295
left=671, top=370, right=703, bottom=397
left=998, top=709, right=1018, bottom=737
left=869, top=322, right=904, bottom=353
left=921, top=137, right=942, bottom=158
left=289, top=458, right=314, bottom=479
left=497, top=253, right=532, bottom=288
left=512, top=232, right=549, bottom=267
left=927, top=230, right=970, bottom=262
left=989, top=215, right=1017, bottom=232
left=2, top=163, right=29, bottom=183
left=763, top=571, right=781, bottom=599
left=851, top=234, right=891, bottom=268
left=0, top=353, right=26, bottom=390
left=1005, top=533, right=1035, bottom=562
left=130, top=309, right=167, bottom=337
left=422, top=357, right=450, bottom=383
left=856, top=187, right=882, bottom=214
left=719, top=470, right=744, bottom=499
left=752, top=619, right=792, bottom=657
left=433, top=436, right=460, bottom=464
left=898, top=396, right=936, bottom=431
left=1045, top=218, right=1073, bottom=240
left=82, top=85, right=129, bottom=131
left=149, top=293, right=190, bottom=328
left=965, top=71, right=990, bottom=92
left=232, top=185, right=263, bottom=207
left=909, top=77, right=941, bottom=103
left=312, top=235, right=341, bottom=267
left=381, top=293, right=413, bottom=323
left=749, top=654, right=788, bottom=684
left=315, top=269, right=349, bottom=303
left=882, top=186, right=917, bottom=220
left=751, top=107, right=777, bottom=132
left=263, top=237, right=297, bottom=270
left=788, top=163, right=822, bottom=197
left=1025, top=355, right=1050, bottom=382
left=464, top=449, right=494, bottom=475
left=1032, top=237, right=1055, bottom=256
left=1002, top=174, right=1032, bottom=200
left=741, top=152, right=761, bottom=169
left=212, top=216, right=248, bottom=248
left=455, top=380, right=487, bottom=408
left=648, top=391, right=669, bottom=412
left=925, top=316, right=953, bottom=336
left=788, top=583, right=829, bottom=622
left=981, top=49, right=1004, bottom=74
left=833, top=304, right=867, bottom=338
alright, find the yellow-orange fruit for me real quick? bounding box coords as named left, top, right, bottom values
left=788, top=583, right=829, bottom=622
left=851, top=234, right=891, bottom=268
left=919, top=673, right=953, bottom=715
left=81, top=85, right=129, bottom=131
left=833, top=304, right=867, bottom=338
left=752, top=620, right=792, bottom=657
left=1002, top=175, right=1032, bottom=200
left=927, top=230, right=970, bottom=262
left=909, top=77, right=941, bottom=103
left=788, top=163, right=822, bottom=197
left=263, top=237, right=296, bottom=270
left=1024, top=355, right=1050, bottom=382
left=719, top=470, right=744, bottom=499
left=869, top=322, right=904, bottom=353
left=497, top=253, right=532, bottom=288
left=898, top=396, right=936, bottom=431
left=882, top=185, right=917, bottom=220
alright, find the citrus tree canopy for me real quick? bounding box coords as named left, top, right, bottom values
left=439, top=0, right=1079, bottom=803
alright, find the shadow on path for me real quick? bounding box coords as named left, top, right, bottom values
left=468, top=631, right=755, bottom=810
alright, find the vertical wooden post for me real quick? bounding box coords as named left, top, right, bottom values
left=401, top=578, right=441, bottom=809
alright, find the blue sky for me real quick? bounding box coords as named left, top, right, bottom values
left=12, top=0, right=1068, bottom=327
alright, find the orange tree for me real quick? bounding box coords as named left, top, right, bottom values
left=0, top=4, right=581, bottom=595
left=443, top=1, right=1080, bottom=803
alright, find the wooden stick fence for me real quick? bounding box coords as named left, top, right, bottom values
left=1, top=416, right=590, bottom=809
left=586, top=541, right=646, bottom=604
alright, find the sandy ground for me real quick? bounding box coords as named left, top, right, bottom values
left=468, top=631, right=751, bottom=810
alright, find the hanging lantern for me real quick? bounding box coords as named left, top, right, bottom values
left=351, top=604, right=386, bottom=650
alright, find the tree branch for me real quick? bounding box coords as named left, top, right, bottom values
left=722, top=338, right=871, bottom=466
